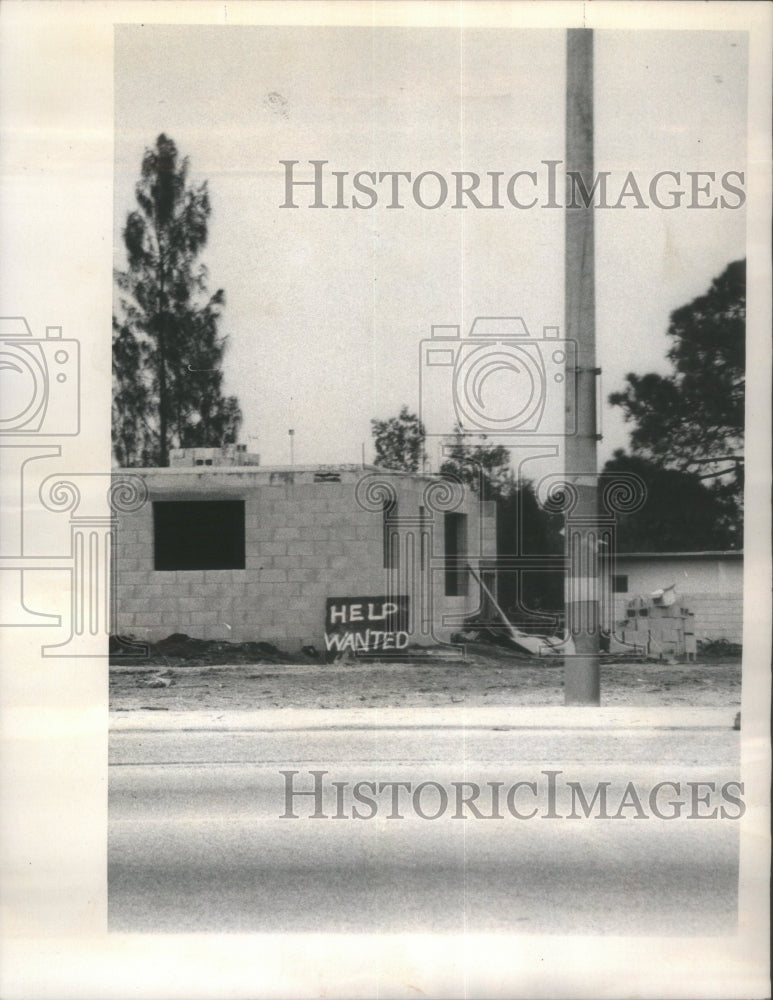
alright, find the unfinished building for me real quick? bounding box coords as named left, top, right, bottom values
left=113, top=449, right=496, bottom=652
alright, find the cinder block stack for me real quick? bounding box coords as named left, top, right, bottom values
left=618, top=588, right=695, bottom=659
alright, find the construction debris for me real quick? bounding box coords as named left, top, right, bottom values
left=466, top=565, right=575, bottom=658
left=614, top=585, right=697, bottom=661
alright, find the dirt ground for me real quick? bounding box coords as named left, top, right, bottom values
left=109, top=640, right=742, bottom=712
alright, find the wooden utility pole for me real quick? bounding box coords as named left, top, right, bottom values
left=564, top=28, right=600, bottom=705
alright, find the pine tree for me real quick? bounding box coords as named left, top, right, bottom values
left=113, top=134, right=242, bottom=467
left=608, top=259, right=744, bottom=535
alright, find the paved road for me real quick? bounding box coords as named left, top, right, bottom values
left=109, top=713, right=741, bottom=934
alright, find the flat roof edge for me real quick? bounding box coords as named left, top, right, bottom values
left=112, top=464, right=448, bottom=481
left=616, top=551, right=743, bottom=559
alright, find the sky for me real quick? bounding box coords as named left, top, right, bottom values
left=114, top=26, right=747, bottom=476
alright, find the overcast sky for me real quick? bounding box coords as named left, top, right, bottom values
left=114, top=26, right=747, bottom=475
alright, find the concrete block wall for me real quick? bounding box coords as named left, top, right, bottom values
left=114, top=466, right=495, bottom=650
left=685, top=595, right=743, bottom=644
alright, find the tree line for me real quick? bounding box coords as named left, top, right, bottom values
left=370, top=260, right=745, bottom=557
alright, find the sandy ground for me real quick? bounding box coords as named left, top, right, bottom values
left=110, top=646, right=742, bottom=712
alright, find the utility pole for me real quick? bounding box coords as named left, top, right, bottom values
left=564, top=28, right=600, bottom=705
left=288, top=428, right=295, bottom=466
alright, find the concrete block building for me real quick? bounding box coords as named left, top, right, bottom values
left=113, top=453, right=496, bottom=652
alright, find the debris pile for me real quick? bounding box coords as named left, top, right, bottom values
left=110, top=633, right=291, bottom=666
left=466, top=565, right=575, bottom=657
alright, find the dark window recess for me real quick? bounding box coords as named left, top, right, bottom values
left=383, top=499, right=399, bottom=569
left=313, top=471, right=341, bottom=483
left=153, top=500, right=245, bottom=571
left=444, top=512, right=468, bottom=596
left=612, top=574, right=628, bottom=593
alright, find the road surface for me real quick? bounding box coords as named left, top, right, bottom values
left=109, top=711, right=740, bottom=934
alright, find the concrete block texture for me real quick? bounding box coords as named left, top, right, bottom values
left=274, top=526, right=301, bottom=541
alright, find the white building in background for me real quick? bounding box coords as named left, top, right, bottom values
left=612, top=551, right=743, bottom=644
